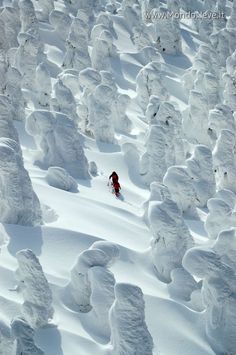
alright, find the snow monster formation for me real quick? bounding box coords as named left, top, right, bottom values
left=186, top=145, right=216, bottom=207
left=213, top=129, right=236, bottom=193
left=26, top=110, right=89, bottom=179
left=109, top=283, right=154, bottom=355
left=163, top=166, right=198, bottom=216
left=0, top=138, right=42, bottom=226
left=0, top=95, right=19, bottom=141
left=68, top=241, right=119, bottom=318
left=11, top=317, right=44, bottom=355
left=15, top=249, right=54, bottom=329
left=148, top=197, right=194, bottom=282
left=205, top=193, right=236, bottom=240
left=136, top=61, right=169, bottom=112
left=183, top=228, right=236, bottom=355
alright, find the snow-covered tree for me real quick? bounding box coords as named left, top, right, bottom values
left=11, top=317, right=44, bottom=355
left=62, top=17, right=91, bottom=72
left=213, top=129, right=236, bottom=192
left=15, top=249, right=53, bottom=328
left=210, top=29, right=230, bottom=68
left=213, top=0, right=227, bottom=32
left=149, top=197, right=194, bottom=282
left=26, top=110, right=89, bottom=179
left=227, top=0, right=236, bottom=30
left=0, top=319, right=13, bottom=355
left=78, top=68, right=101, bottom=134
left=163, top=166, right=197, bottom=216
left=0, top=6, right=21, bottom=50
left=168, top=267, right=200, bottom=302
left=0, top=95, right=19, bottom=140
left=35, top=62, right=51, bottom=109
left=0, top=138, right=42, bottom=226
left=109, top=283, right=154, bottom=355
left=91, top=30, right=117, bottom=71
left=89, top=84, right=115, bottom=143
left=186, top=145, right=216, bottom=207
left=89, top=161, right=98, bottom=176
left=46, top=167, right=78, bottom=192
left=52, top=79, right=78, bottom=123
left=205, top=195, right=236, bottom=239
left=68, top=242, right=119, bottom=312
left=183, top=229, right=236, bottom=355
left=49, top=10, right=72, bottom=41
left=140, top=124, right=167, bottom=185
left=131, top=24, right=153, bottom=50
left=148, top=99, right=185, bottom=164
left=153, top=7, right=182, bottom=54
left=19, top=0, right=39, bottom=38
left=183, top=89, right=210, bottom=146
left=14, top=32, right=40, bottom=90
left=223, top=70, right=236, bottom=111
left=37, top=0, right=54, bottom=21
left=208, top=104, right=235, bottom=145
left=88, top=266, right=115, bottom=339
left=136, top=61, right=169, bottom=112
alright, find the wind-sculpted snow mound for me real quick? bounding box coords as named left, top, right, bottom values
left=148, top=197, right=194, bottom=282
left=183, top=229, right=236, bottom=355
left=15, top=249, right=54, bottom=329
left=46, top=167, right=78, bottom=192
left=26, top=110, right=89, bottom=179
left=109, top=283, right=154, bottom=355
left=68, top=241, right=119, bottom=313
left=11, top=317, right=44, bottom=355
left=0, top=138, right=42, bottom=226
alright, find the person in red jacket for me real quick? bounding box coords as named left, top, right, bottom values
left=109, top=171, right=120, bottom=196
left=109, top=171, right=119, bottom=184
left=113, top=181, right=121, bottom=196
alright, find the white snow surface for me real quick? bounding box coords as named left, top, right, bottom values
left=0, top=1, right=235, bottom=355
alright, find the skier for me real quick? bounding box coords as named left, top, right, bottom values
left=108, top=171, right=121, bottom=196
left=109, top=171, right=119, bottom=184
left=113, top=181, right=121, bottom=197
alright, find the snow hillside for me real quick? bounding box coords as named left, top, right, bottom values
left=0, top=0, right=236, bottom=354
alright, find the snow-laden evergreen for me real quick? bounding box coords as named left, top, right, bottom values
left=149, top=196, right=194, bottom=282
left=109, top=283, right=154, bottom=355
left=26, top=110, right=89, bottom=178
left=0, top=138, right=41, bottom=226
left=11, top=317, right=44, bottom=355
left=15, top=249, right=53, bottom=328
